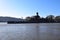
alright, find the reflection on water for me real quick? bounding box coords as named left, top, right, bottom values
left=0, top=23, right=60, bottom=40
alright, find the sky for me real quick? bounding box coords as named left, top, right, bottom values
left=0, top=0, right=60, bottom=18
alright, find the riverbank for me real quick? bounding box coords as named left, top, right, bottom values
left=7, top=21, right=60, bottom=24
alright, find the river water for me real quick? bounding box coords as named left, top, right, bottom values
left=0, top=23, right=60, bottom=40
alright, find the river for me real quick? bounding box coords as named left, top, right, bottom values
left=0, top=23, right=60, bottom=40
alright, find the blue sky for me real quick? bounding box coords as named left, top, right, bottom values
left=0, top=0, right=60, bottom=18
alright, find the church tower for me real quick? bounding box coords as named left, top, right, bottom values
left=36, top=12, right=39, bottom=16
left=35, top=12, right=40, bottom=22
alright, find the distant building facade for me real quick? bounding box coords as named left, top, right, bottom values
left=25, top=12, right=40, bottom=22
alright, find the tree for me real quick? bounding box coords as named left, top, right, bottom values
left=46, top=15, right=55, bottom=22
left=25, top=17, right=31, bottom=21
left=55, top=16, right=60, bottom=22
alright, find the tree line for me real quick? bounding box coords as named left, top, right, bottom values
left=7, top=12, right=60, bottom=23
left=25, top=12, right=60, bottom=23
